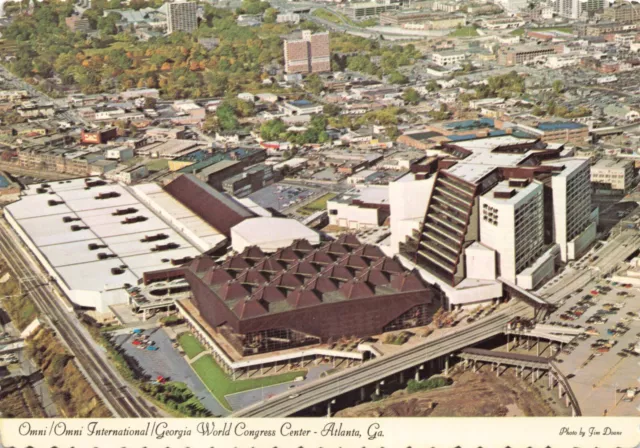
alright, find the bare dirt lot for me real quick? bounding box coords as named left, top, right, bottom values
left=335, top=369, right=570, bottom=417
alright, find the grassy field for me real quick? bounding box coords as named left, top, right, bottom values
left=297, top=192, right=337, bottom=216
left=448, top=26, right=479, bottom=37
left=312, top=8, right=377, bottom=28
left=145, top=158, right=169, bottom=172
left=84, top=41, right=135, bottom=56
left=191, top=354, right=307, bottom=410
left=177, top=332, right=206, bottom=359
left=510, top=26, right=573, bottom=36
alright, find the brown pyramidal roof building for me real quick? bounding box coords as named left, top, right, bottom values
left=145, top=237, right=436, bottom=356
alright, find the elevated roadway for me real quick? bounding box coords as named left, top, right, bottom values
left=232, top=301, right=530, bottom=417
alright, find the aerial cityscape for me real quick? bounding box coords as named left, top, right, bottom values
left=0, top=0, right=639, bottom=421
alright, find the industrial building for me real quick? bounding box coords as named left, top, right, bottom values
left=3, top=174, right=268, bottom=315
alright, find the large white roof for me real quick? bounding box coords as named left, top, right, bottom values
left=231, top=217, right=320, bottom=253
left=6, top=178, right=203, bottom=296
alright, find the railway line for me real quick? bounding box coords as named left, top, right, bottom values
left=0, top=216, right=156, bottom=418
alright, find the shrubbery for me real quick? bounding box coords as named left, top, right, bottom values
left=406, top=377, right=452, bottom=393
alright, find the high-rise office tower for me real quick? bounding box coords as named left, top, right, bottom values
left=167, top=1, right=198, bottom=34
left=284, top=30, right=331, bottom=74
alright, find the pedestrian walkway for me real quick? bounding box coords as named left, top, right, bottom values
left=188, top=350, right=210, bottom=364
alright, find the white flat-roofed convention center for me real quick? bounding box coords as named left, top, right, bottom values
left=4, top=177, right=231, bottom=312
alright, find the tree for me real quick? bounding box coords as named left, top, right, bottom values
left=402, top=87, right=421, bottom=105
left=260, top=119, right=287, bottom=141
left=387, top=71, right=408, bottom=85
left=305, top=73, right=324, bottom=95
left=216, top=103, right=239, bottom=131
left=323, top=104, right=341, bottom=117
left=425, top=80, right=439, bottom=92
left=263, top=7, right=278, bottom=23
left=552, top=79, right=564, bottom=96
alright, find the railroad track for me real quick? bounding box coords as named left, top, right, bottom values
left=0, top=218, right=156, bottom=418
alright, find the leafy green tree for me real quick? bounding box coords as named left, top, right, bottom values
left=263, top=7, right=278, bottom=23
left=305, top=73, right=324, bottom=95
left=260, top=119, right=287, bottom=140
left=323, top=104, right=341, bottom=117
left=216, top=103, right=239, bottom=131
left=402, top=87, right=421, bottom=105
left=387, top=71, right=408, bottom=85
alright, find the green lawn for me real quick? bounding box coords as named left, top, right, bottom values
left=298, top=193, right=337, bottom=216
left=312, top=8, right=377, bottom=28
left=510, top=26, right=573, bottom=36
left=177, top=332, right=206, bottom=359
left=145, top=159, right=169, bottom=171
left=84, top=41, right=135, bottom=56
left=448, top=26, right=479, bottom=37
left=191, top=354, right=307, bottom=410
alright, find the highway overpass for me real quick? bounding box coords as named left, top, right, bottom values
left=232, top=301, right=531, bottom=417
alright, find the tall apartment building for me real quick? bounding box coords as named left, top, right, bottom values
left=603, top=1, right=640, bottom=22
left=479, top=179, right=544, bottom=283
left=549, top=159, right=596, bottom=261
left=283, top=31, right=330, bottom=74
left=167, top=1, right=198, bottom=34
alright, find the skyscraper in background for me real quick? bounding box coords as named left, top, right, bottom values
left=167, top=1, right=198, bottom=34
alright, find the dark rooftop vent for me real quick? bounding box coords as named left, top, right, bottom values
left=88, top=243, right=107, bottom=251
left=85, top=179, right=107, bottom=188
left=112, top=207, right=137, bottom=216
left=40, top=183, right=50, bottom=188
left=121, top=215, right=147, bottom=224
left=140, top=233, right=168, bottom=243
left=110, top=267, right=125, bottom=275
left=70, top=224, right=89, bottom=231
left=508, top=178, right=530, bottom=188
left=97, top=252, right=116, bottom=260
left=62, top=216, right=81, bottom=223
left=48, top=199, right=65, bottom=206
left=171, top=256, right=193, bottom=266
left=493, top=189, right=516, bottom=199
left=95, top=191, right=120, bottom=200
left=151, top=242, right=180, bottom=252
left=36, top=188, right=47, bottom=194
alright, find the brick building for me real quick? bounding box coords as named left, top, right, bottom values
left=284, top=30, right=331, bottom=74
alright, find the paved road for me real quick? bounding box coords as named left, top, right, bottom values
left=233, top=301, right=530, bottom=417
left=226, top=364, right=332, bottom=411
left=0, top=215, right=158, bottom=418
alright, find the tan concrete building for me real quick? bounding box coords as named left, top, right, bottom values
left=284, top=31, right=330, bottom=74
left=590, top=158, right=634, bottom=192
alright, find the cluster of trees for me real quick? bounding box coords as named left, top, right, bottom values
left=330, top=35, right=421, bottom=83
left=140, top=382, right=212, bottom=417
left=260, top=115, right=330, bottom=145
left=26, top=328, right=111, bottom=418
left=4, top=1, right=299, bottom=98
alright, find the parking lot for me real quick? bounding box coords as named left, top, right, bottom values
left=545, top=278, right=640, bottom=416
left=112, top=328, right=228, bottom=416
left=248, top=183, right=320, bottom=213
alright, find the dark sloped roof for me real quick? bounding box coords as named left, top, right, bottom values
left=164, top=174, right=254, bottom=237
left=251, top=285, right=287, bottom=303
left=254, top=257, right=286, bottom=273
left=339, top=279, right=375, bottom=300
left=372, top=257, right=404, bottom=274
left=352, top=244, right=385, bottom=259
left=219, top=281, right=250, bottom=301
left=287, top=288, right=322, bottom=309
left=189, top=257, right=216, bottom=273
left=335, top=234, right=361, bottom=247
left=203, top=268, right=235, bottom=285
left=290, top=239, right=315, bottom=253
left=221, top=255, right=251, bottom=271
left=391, top=272, right=426, bottom=292
left=232, top=298, right=268, bottom=318
left=236, top=268, right=269, bottom=285
left=240, top=245, right=266, bottom=260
